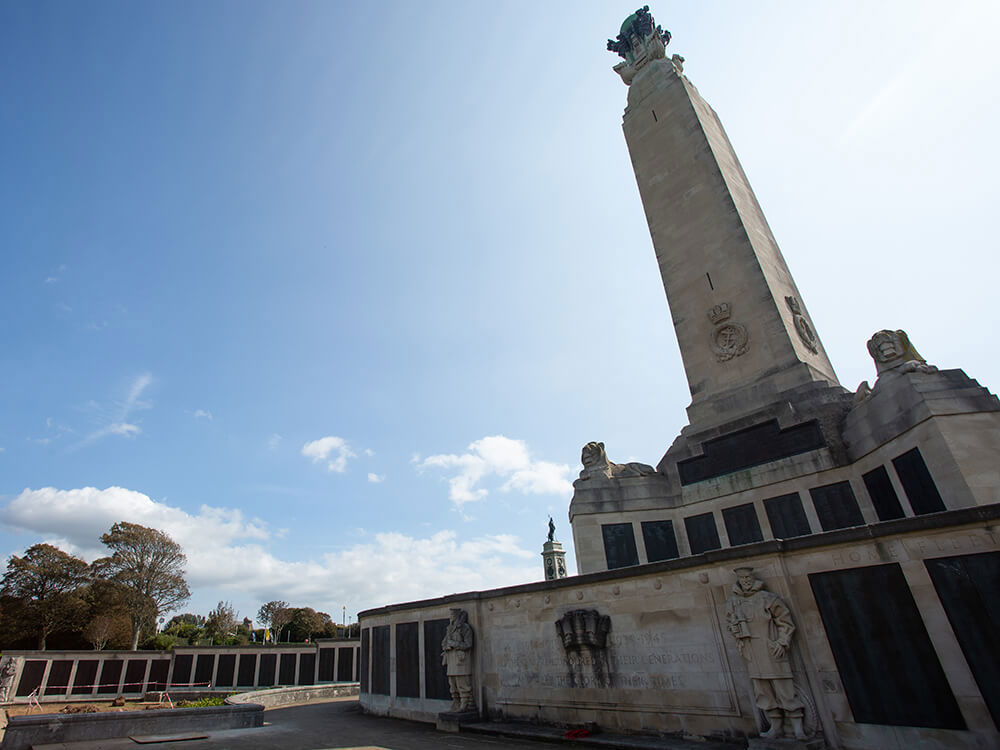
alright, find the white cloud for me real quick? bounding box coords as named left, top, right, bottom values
left=193, top=409, right=213, bottom=421
left=125, top=373, right=153, bottom=410
left=364, top=449, right=375, bottom=457
left=267, top=434, right=282, bottom=450
left=367, top=473, right=384, bottom=484
left=417, top=435, right=573, bottom=508
left=0, top=487, right=538, bottom=615
left=301, top=436, right=356, bottom=473
left=108, top=422, right=141, bottom=437
left=77, top=373, right=153, bottom=447
left=1, top=487, right=270, bottom=567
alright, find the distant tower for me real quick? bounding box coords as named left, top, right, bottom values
left=610, top=8, right=840, bottom=431
left=542, top=517, right=568, bottom=581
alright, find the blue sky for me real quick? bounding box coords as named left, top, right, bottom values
left=2, top=1, right=999, bottom=625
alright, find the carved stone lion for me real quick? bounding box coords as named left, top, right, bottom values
left=578, top=442, right=656, bottom=481
left=866, top=329, right=937, bottom=375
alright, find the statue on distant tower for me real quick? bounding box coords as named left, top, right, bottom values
left=547, top=516, right=556, bottom=542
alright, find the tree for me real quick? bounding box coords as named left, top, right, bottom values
left=164, top=613, right=205, bottom=643
left=286, top=607, right=327, bottom=642
left=166, top=613, right=205, bottom=628
left=205, top=601, right=238, bottom=645
left=1, top=543, right=89, bottom=649
left=92, top=522, right=190, bottom=650
left=257, top=600, right=291, bottom=642
left=83, top=613, right=129, bottom=650
left=80, top=578, right=138, bottom=650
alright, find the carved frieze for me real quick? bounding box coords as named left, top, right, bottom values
left=556, top=609, right=612, bottom=650
left=555, top=609, right=613, bottom=689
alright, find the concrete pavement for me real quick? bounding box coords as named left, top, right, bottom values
left=30, top=697, right=739, bottom=750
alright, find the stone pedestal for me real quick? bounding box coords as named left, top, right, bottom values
left=749, top=737, right=826, bottom=750
left=541, top=540, right=568, bottom=581
left=436, top=709, right=479, bottom=733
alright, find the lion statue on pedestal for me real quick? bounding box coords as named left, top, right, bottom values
left=577, top=441, right=656, bottom=481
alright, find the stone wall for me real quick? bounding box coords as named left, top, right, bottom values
left=1, top=703, right=263, bottom=750
left=359, top=511, right=1000, bottom=750
left=0, top=639, right=360, bottom=703
left=570, top=368, right=1000, bottom=576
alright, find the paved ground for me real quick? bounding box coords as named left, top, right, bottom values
left=29, top=698, right=738, bottom=750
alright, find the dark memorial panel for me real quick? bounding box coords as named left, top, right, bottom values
left=16, top=660, right=46, bottom=697
left=278, top=653, right=296, bottom=685
left=722, top=503, right=764, bottom=546
left=148, top=659, right=170, bottom=691
left=123, top=659, right=148, bottom=692
left=171, top=654, right=193, bottom=686
left=893, top=448, right=946, bottom=515
left=72, top=660, right=99, bottom=694
left=45, top=660, right=73, bottom=696
left=98, top=660, right=124, bottom=694
left=396, top=621, right=419, bottom=698
left=809, top=564, right=965, bottom=728
left=215, top=654, right=236, bottom=687
left=926, top=552, right=1000, bottom=729
left=360, top=629, right=370, bottom=693
left=641, top=520, right=679, bottom=562
left=685, top=512, right=721, bottom=554
left=337, top=647, right=354, bottom=681
left=194, top=654, right=215, bottom=688
left=318, top=648, right=335, bottom=682
left=602, top=523, right=639, bottom=569
left=810, top=481, right=865, bottom=531
left=678, top=419, right=825, bottom=485
left=371, top=625, right=390, bottom=695
left=299, top=652, right=316, bottom=685
left=763, top=493, right=811, bottom=538
left=423, top=618, right=450, bottom=701
left=258, top=653, right=276, bottom=687
left=237, top=654, right=257, bottom=687
left=862, top=465, right=905, bottom=521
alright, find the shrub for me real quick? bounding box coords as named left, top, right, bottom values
left=177, top=695, right=227, bottom=707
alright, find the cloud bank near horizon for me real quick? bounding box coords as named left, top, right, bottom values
left=0, top=486, right=538, bottom=617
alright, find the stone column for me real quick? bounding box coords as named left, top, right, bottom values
left=611, top=7, right=839, bottom=429
left=542, top=540, right=568, bottom=581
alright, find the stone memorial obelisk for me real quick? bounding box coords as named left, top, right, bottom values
left=610, top=8, right=842, bottom=432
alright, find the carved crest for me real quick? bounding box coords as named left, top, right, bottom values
left=708, top=303, right=731, bottom=325
left=709, top=302, right=749, bottom=362
left=785, top=295, right=818, bottom=353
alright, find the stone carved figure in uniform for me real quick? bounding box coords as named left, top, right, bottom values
left=725, top=567, right=806, bottom=740
left=0, top=656, right=20, bottom=703
left=441, top=608, right=475, bottom=712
